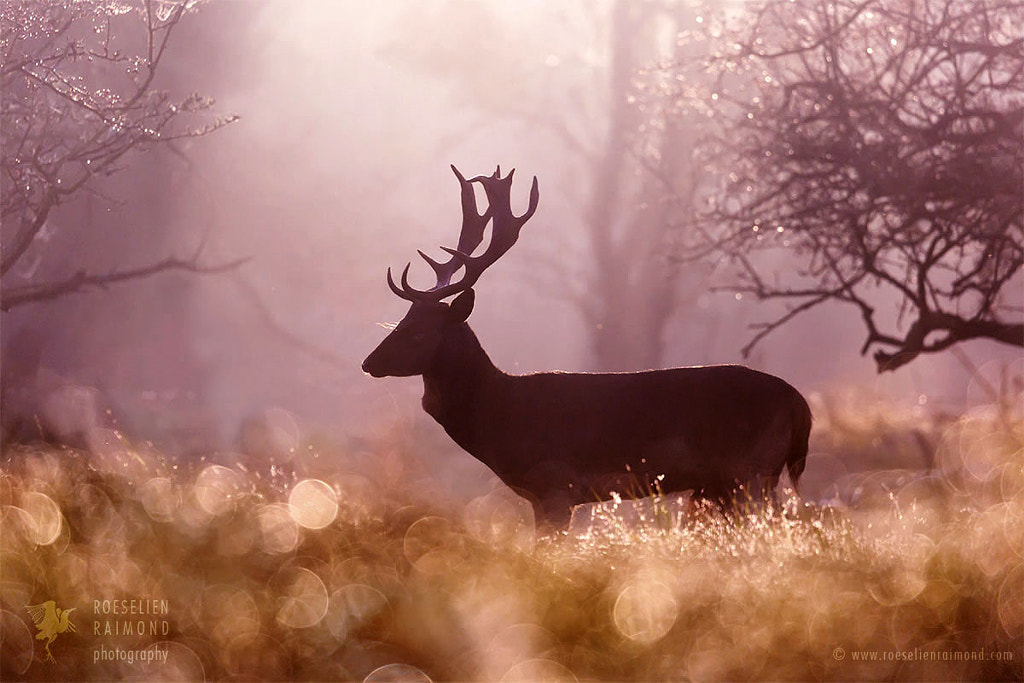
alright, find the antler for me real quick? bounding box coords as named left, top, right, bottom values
left=387, top=165, right=539, bottom=303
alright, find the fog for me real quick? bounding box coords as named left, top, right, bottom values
left=2, top=0, right=1019, bottom=457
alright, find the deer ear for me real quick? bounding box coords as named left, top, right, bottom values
left=449, top=289, right=475, bottom=322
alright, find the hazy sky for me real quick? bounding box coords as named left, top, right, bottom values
left=4, top=0, right=1020, bottom=453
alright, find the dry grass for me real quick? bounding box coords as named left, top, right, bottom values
left=1, top=398, right=1021, bottom=681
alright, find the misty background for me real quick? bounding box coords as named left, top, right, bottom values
left=2, top=0, right=1019, bottom=460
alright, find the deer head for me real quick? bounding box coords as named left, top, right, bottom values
left=362, top=165, right=539, bottom=378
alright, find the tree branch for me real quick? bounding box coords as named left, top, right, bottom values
left=874, top=314, right=1024, bottom=372
left=0, top=254, right=250, bottom=311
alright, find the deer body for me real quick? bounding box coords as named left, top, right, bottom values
left=363, top=166, right=811, bottom=525
left=368, top=302, right=810, bottom=523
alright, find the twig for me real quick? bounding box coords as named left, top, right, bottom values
left=1, top=254, right=249, bottom=311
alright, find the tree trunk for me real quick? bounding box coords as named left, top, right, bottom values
left=584, top=1, right=694, bottom=371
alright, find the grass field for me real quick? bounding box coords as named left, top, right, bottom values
left=1, top=395, right=1021, bottom=681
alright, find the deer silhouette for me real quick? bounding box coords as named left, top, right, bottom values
left=363, top=166, right=811, bottom=525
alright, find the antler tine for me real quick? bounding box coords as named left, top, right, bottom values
left=435, top=168, right=538, bottom=296
left=416, top=249, right=450, bottom=283
left=387, top=264, right=431, bottom=302
left=387, top=166, right=539, bottom=303
left=471, top=168, right=539, bottom=221
left=408, top=165, right=491, bottom=290
left=472, top=169, right=539, bottom=258
left=452, top=165, right=491, bottom=257
left=386, top=266, right=403, bottom=298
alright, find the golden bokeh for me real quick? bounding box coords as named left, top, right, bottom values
left=0, top=393, right=1021, bottom=681
left=274, top=566, right=329, bottom=629
left=19, top=490, right=63, bottom=545
left=612, top=578, right=678, bottom=643
left=288, top=478, right=339, bottom=529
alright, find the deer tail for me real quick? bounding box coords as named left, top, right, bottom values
left=786, top=395, right=812, bottom=491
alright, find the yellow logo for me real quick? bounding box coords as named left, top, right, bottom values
left=26, top=600, right=76, bottom=663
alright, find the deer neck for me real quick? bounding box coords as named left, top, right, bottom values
left=421, top=323, right=503, bottom=432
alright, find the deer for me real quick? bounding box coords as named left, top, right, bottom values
left=362, top=166, right=812, bottom=526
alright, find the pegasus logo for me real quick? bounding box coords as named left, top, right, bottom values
left=26, top=600, right=76, bottom=663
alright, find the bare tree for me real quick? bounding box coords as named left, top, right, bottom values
left=1, top=0, right=240, bottom=311
left=665, top=0, right=1023, bottom=371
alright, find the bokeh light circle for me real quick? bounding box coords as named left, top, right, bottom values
left=257, top=503, right=301, bottom=554
left=403, top=516, right=464, bottom=574
left=274, top=567, right=329, bottom=629
left=288, top=479, right=338, bottom=529
left=326, top=584, right=390, bottom=642
left=194, top=465, right=244, bottom=517
left=20, top=491, right=62, bottom=545
left=364, top=663, right=432, bottom=682
left=613, top=579, right=678, bottom=643
left=139, top=477, right=179, bottom=523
